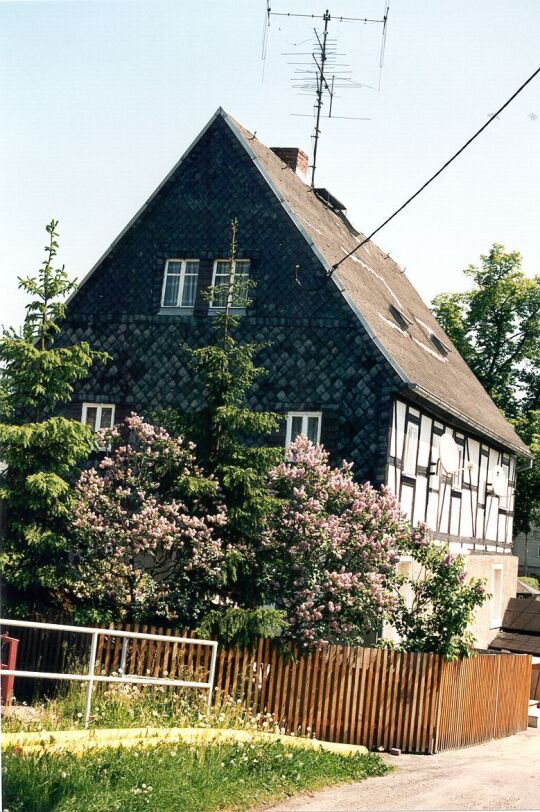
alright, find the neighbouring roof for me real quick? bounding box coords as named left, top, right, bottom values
left=517, top=579, right=540, bottom=596
left=222, top=112, right=529, bottom=456
left=489, top=597, right=540, bottom=656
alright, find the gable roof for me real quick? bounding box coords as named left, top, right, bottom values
left=72, top=107, right=529, bottom=456
left=221, top=111, right=529, bottom=457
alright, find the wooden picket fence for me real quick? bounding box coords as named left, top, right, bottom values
left=531, top=663, right=540, bottom=702
left=6, top=621, right=532, bottom=754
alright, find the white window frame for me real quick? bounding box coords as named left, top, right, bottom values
left=285, top=411, right=322, bottom=448
left=81, top=403, right=116, bottom=432
left=452, top=445, right=465, bottom=490
left=402, top=421, right=419, bottom=476
left=397, top=557, right=413, bottom=609
left=490, top=563, right=504, bottom=628
left=160, top=259, right=200, bottom=308
left=209, top=258, right=251, bottom=309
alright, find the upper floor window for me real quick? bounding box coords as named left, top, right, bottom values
left=210, top=259, right=250, bottom=308
left=402, top=421, right=419, bottom=475
left=161, top=259, right=200, bottom=308
left=82, top=403, right=115, bottom=432
left=285, top=412, right=322, bottom=448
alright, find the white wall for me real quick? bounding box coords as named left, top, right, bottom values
left=386, top=399, right=516, bottom=550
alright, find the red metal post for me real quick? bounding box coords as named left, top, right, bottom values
left=1, top=633, right=19, bottom=704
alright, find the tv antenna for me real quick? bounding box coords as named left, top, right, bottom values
left=262, top=3, right=390, bottom=188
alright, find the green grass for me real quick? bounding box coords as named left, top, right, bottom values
left=2, top=739, right=390, bottom=812
left=3, top=682, right=262, bottom=733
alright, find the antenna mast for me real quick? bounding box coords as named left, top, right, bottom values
left=311, top=9, right=330, bottom=188
left=262, top=3, right=390, bottom=188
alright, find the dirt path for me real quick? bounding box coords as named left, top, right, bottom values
left=264, top=730, right=540, bottom=811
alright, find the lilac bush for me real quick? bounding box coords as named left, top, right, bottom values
left=262, top=437, right=416, bottom=648
left=263, top=437, right=487, bottom=657
left=72, top=414, right=226, bottom=623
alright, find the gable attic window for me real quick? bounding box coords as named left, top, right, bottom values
left=209, top=259, right=251, bottom=308
left=161, top=259, right=200, bottom=308
left=81, top=403, right=115, bottom=432
left=389, top=304, right=411, bottom=331
left=430, top=334, right=451, bottom=357
left=286, top=412, right=322, bottom=448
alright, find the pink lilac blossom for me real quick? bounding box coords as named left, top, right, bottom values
left=263, top=436, right=423, bottom=649
left=72, top=414, right=225, bottom=621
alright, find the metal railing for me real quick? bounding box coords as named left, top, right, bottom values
left=0, top=618, right=218, bottom=725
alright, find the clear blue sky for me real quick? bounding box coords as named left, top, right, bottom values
left=1, top=0, right=539, bottom=329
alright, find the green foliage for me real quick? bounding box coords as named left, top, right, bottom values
left=518, top=575, right=540, bottom=590
left=390, top=540, right=488, bottom=660
left=161, top=220, right=283, bottom=606
left=0, top=221, right=108, bottom=615
left=432, top=243, right=540, bottom=539
left=3, top=739, right=388, bottom=812
left=432, top=244, right=540, bottom=416
left=512, top=410, right=540, bottom=536
left=196, top=607, right=288, bottom=647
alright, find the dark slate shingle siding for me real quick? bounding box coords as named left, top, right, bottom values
left=61, top=114, right=402, bottom=486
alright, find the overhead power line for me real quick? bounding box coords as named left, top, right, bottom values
left=330, top=64, right=540, bottom=275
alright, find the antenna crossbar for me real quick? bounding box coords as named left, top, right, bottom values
left=262, top=3, right=391, bottom=186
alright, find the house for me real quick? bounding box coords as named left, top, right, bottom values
left=514, top=528, right=540, bottom=578
left=516, top=578, right=540, bottom=599
left=59, top=108, right=531, bottom=648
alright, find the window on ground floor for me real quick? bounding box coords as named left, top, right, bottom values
left=490, top=563, right=504, bottom=628
left=285, top=412, right=322, bottom=448
left=81, top=403, right=115, bottom=432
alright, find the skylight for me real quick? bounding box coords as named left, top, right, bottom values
left=430, top=334, right=451, bottom=356
left=389, top=304, right=411, bottom=331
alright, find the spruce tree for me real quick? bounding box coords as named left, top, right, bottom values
left=163, top=220, right=283, bottom=606
left=0, top=220, right=109, bottom=615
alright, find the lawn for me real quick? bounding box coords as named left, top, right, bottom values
left=2, top=738, right=390, bottom=812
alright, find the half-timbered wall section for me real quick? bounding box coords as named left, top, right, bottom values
left=387, top=399, right=515, bottom=552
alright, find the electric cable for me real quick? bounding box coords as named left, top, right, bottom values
left=330, top=64, right=540, bottom=275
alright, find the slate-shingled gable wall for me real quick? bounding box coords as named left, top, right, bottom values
left=60, top=114, right=402, bottom=485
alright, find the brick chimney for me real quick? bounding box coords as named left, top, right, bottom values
left=270, top=147, right=309, bottom=178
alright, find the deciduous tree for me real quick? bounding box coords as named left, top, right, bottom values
left=72, top=414, right=226, bottom=623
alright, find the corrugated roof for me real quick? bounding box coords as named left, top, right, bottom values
left=224, top=112, right=530, bottom=456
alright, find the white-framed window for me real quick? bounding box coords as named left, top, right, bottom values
left=285, top=412, right=322, bottom=447
left=452, top=446, right=464, bottom=490
left=397, top=558, right=413, bottom=609
left=81, top=403, right=115, bottom=432
left=209, top=259, right=250, bottom=308
left=402, top=421, right=419, bottom=475
left=490, top=563, right=504, bottom=628
left=161, top=259, right=200, bottom=308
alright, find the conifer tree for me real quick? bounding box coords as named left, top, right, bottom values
left=163, top=220, right=283, bottom=606
left=0, top=220, right=109, bottom=615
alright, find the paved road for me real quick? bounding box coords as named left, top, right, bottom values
left=265, top=729, right=540, bottom=811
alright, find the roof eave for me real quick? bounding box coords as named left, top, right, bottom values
left=405, top=382, right=531, bottom=458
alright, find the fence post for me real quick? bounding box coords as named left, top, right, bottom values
left=84, top=632, right=99, bottom=727
left=119, top=638, right=128, bottom=676
left=207, top=642, right=218, bottom=707
left=493, top=653, right=501, bottom=738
